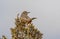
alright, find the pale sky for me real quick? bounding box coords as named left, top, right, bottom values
left=0, top=0, right=60, bottom=39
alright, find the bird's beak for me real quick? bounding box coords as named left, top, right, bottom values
left=27, top=12, right=30, bottom=13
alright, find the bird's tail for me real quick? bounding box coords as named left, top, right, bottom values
left=31, top=17, right=37, bottom=20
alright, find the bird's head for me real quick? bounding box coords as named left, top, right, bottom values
left=22, top=11, right=30, bottom=15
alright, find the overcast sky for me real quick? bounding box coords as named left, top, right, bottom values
left=0, top=0, right=60, bottom=39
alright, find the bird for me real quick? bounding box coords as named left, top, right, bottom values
left=20, top=11, right=36, bottom=24
left=20, top=11, right=30, bottom=19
